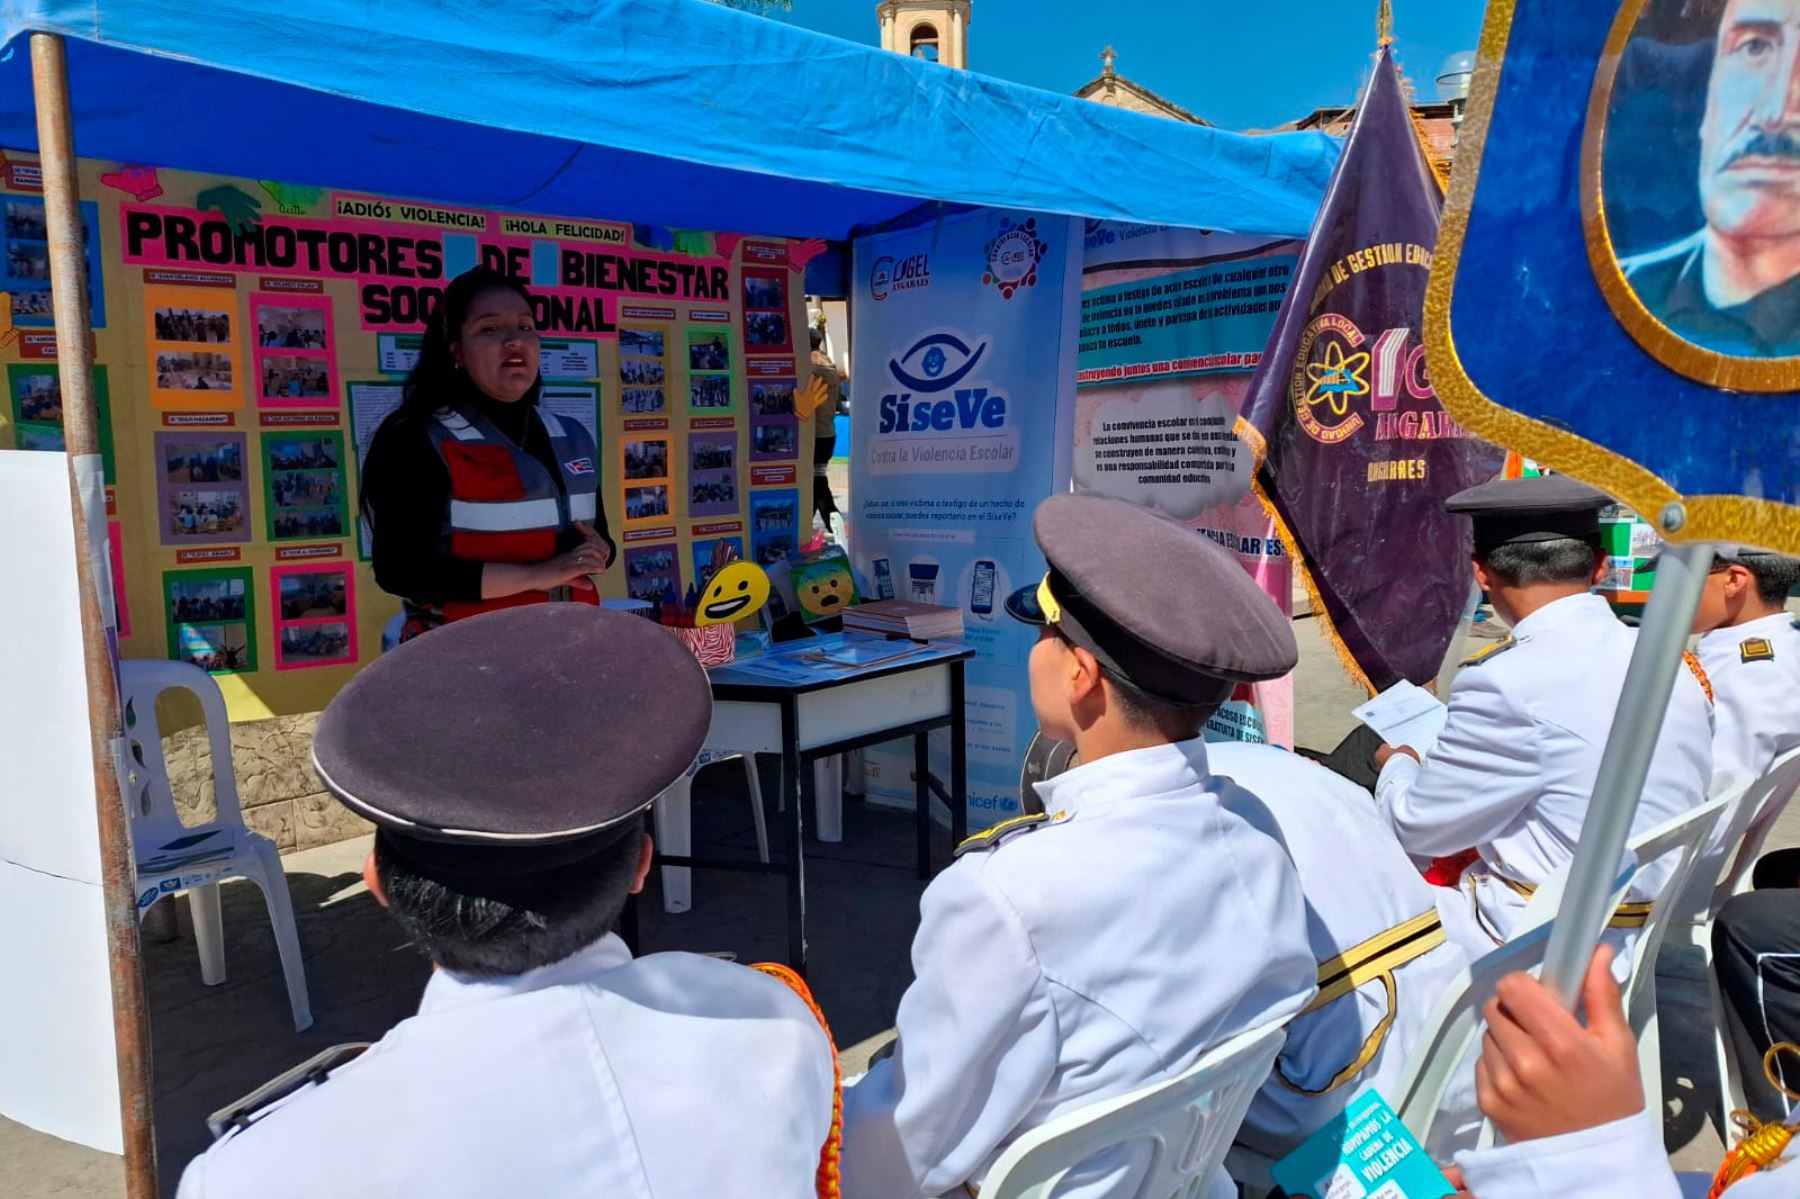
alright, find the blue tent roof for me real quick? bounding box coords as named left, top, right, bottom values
left=0, top=0, right=1339, bottom=239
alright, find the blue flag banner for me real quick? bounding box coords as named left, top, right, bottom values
left=1242, top=48, right=1501, bottom=693
left=1429, top=0, right=1800, bottom=553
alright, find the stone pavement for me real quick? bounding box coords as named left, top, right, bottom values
left=4, top=609, right=1786, bottom=1194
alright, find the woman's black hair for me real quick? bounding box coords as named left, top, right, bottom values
left=398, top=267, right=537, bottom=418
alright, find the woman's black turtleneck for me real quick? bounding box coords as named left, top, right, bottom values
left=361, top=379, right=614, bottom=604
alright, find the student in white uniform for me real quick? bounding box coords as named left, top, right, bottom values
left=178, top=606, right=836, bottom=1199
left=1693, top=545, right=1800, bottom=790
left=839, top=493, right=1318, bottom=1199
left=1371, top=475, right=1714, bottom=958
left=1449, top=945, right=1799, bottom=1199
left=1206, top=742, right=1473, bottom=1158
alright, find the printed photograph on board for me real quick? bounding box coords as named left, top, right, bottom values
left=164, top=568, right=257, bottom=674
left=689, top=374, right=733, bottom=410
left=686, top=327, right=732, bottom=372
left=256, top=306, right=329, bottom=350
left=263, top=432, right=349, bottom=542
left=153, top=306, right=233, bottom=346
left=260, top=355, right=332, bottom=401
left=622, top=387, right=666, bottom=415
left=279, top=622, right=353, bottom=666
left=624, top=544, right=680, bottom=606
left=278, top=569, right=350, bottom=620
left=156, top=351, right=234, bottom=393
left=623, top=438, right=670, bottom=481
left=624, top=484, right=671, bottom=521
left=165, top=489, right=248, bottom=541
left=162, top=437, right=245, bottom=484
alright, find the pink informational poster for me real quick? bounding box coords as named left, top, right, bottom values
left=1076, top=227, right=1305, bottom=748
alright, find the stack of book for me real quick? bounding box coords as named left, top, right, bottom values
left=840, top=599, right=963, bottom=641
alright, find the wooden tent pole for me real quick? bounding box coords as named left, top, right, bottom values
left=29, top=32, right=159, bottom=1199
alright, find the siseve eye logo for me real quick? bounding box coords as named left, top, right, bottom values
left=982, top=216, right=1049, bottom=299
left=870, top=328, right=1019, bottom=472
left=870, top=252, right=930, bottom=302
left=887, top=332, right=987, bottom=393
left=879, top=331, right=1006, bottom=436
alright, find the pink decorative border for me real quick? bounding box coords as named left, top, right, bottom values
left=268, top=561, right=358, bottom=669
left=250, top=292, right=339, bottom=410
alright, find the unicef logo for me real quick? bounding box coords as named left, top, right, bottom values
left=888, top=332, right=988, bottom=393
left=982, top=217, right=1049, bottom=300
left=870, top=255, right=895, bottom=302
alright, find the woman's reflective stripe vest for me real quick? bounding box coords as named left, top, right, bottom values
left=425, top=402, right=600, bottom=623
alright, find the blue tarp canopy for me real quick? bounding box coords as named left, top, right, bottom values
left=0, top=0, right=1338, bottom=239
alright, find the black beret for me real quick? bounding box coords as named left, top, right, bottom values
left=1445, top=474, right=1611, bottom=556
left=1011, top=493, right=1297, bottom=706
left=313, top=605, right=710, bottom=864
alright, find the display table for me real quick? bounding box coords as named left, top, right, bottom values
left=647, top=634, right=973, bottom=975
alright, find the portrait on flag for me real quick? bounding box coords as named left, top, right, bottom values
left=1436, top=0, right=1800, bottom=553
left=1589, top=0, right=1800, bottom=371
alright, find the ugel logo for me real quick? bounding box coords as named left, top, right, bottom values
left=879, top=332, right=1006, bottom=433
left=982, top=216, right=1049, bottom=299
left=869, top=253, right=930, bottom=302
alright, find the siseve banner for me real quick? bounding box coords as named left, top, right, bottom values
left=851, top=210, right=1080, bottom=830
left=1076, top=225, right=1302, bottom=747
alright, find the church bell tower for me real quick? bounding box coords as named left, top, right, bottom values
left=878, top=1, right=971, bottom=69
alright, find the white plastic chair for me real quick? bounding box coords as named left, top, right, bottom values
left=977, top=1017, right=1290, bottom=1199
left=1685, top=750, right=1800, bottom=1132
left=1669, top=747, right=1800, bottom=956
left=1391, top=797, right=1728, bottom=1152
left=118, top=660, right=312, bottom=1031
left=1511, top=793, right=1734, bottom=1126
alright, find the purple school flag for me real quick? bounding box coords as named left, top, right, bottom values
left=1242, top=47, right=1500, bottom=694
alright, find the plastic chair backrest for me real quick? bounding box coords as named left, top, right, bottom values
left=118, top=659, right=248, bottom=842
left=1392, top=869, right=1637, bottom=1148
left=978, top=1018, right=1290, bottom=1199
left=1707, top=746, right=1800, bottom=907
left=1511, top=794, right=1731, bottom=1029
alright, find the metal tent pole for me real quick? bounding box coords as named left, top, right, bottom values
left=29, top=32, right=158, bottom=1198
left=1540, top=539, right=1713, bottom=1005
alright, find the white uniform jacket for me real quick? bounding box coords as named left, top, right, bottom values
left=1456, top=1110, right=1800, bottom=1198
left=1208, top=742, right=1471, bottom=1156
left=177, top=935, right=835, bottom=1199
left=840, top=739, right=1317, bottom=1199
left=1697, top=612, right=1800, bottom=790
left=1374, top=592, right=1713, bottom=950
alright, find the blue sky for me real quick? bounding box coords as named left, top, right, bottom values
left=772, top=1, right=1489, bottom=131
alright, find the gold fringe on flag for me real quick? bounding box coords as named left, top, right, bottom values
left=1234, top=415, right=1379, bottom=697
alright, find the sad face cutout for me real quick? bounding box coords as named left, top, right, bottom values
left=695, top=560, right=772, bottom=627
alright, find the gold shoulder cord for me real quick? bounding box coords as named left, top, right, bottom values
left=1712, top=1043, right=1800, bottom=1197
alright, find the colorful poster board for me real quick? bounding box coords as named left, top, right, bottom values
left=0, top=155, right=808, bottom=718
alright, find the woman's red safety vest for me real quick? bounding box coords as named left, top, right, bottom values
left=419, top=402, right=601, bottom=626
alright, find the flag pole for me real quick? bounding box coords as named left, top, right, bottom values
left=1539, top=537, right=1712, bottom=1005
left=29, top=32, right=159, bottom=1197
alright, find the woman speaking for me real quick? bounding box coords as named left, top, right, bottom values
left=361, top=268, right=614, bottom=642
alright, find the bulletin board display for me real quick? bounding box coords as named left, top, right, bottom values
left=0, top=155, right=810, bottom=719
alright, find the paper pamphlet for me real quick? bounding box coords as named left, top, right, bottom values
left=1270, top=1091, right=1452, bottom=1199
left=1352, top=680, right=1447, bottom=757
